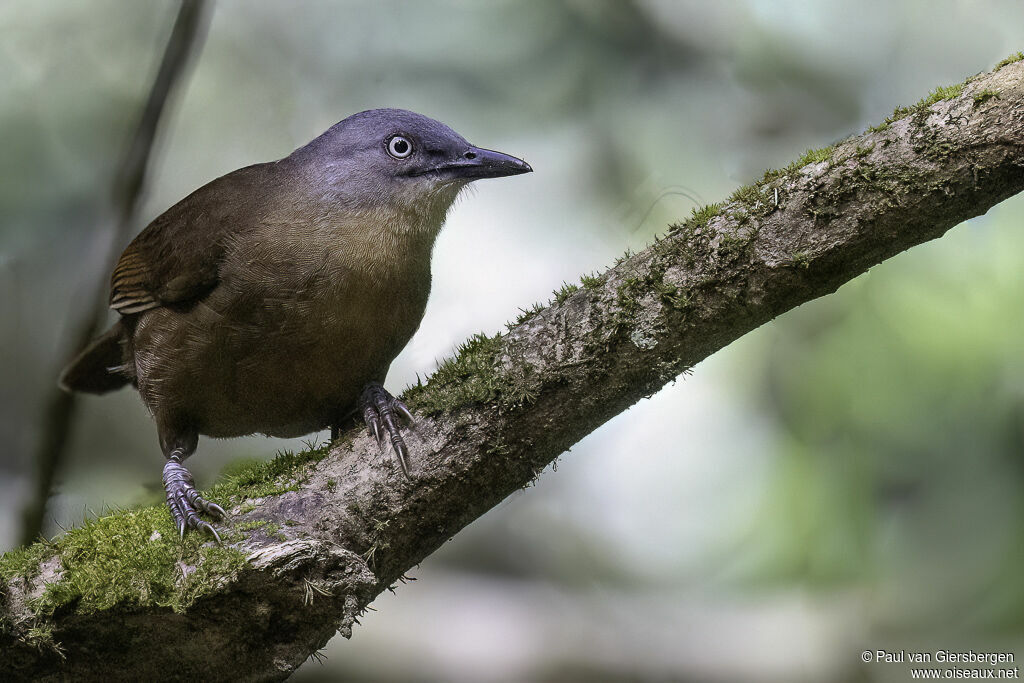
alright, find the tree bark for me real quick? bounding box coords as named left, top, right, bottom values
left=3, top=58, right=1023, bottom=681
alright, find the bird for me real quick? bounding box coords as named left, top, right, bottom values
left=59, top=109, right=532, bottom=541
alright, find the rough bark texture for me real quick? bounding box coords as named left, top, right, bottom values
left=3, top=59, right=1024, bottom=681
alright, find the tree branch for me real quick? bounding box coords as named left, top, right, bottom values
left=3, top=57, right=1024, bottom=681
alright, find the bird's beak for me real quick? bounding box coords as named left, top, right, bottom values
left=428, top=146, right=533, bottom=180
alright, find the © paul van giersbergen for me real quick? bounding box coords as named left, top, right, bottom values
left=60, top=109, right=532, bottom=539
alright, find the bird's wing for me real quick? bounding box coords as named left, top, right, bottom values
left=109, top=213, right=223, bottom=314
left=109, top=163, right=275, bottom=314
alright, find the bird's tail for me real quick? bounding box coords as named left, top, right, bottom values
left=58, top=321, right=131, bottom=394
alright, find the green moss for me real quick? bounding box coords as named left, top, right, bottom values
left=868, top=82, right=965, bottom=132
left=664, top=202, right=727, bottom=264
left=667, top=222, right=703, bottom=265
left=689, top=202, right=724, bottom=229
left=402, top=332, right=508, bottom=414
left=973, top=89, right=1000, bottom=106
left=615, top=276, right=643, bottom=319
left=0, top=444, right=333, bottom=619
left=403, top=334, right=537, bottom=412
left=711, top=145, right=835, bottom=224
left=608, top=236, right=696, bottom=334
left=732, top=178, right=784, bottom=219
left=579, top=272, right=602, bottom=289
left=0, top=539, right=55, bottom=583
left=719, top=232, right=752, bottom=262
left=27, top=506, right=247, bottom=616
left=553, top=282, right=579, bottom=303
left=759, top=144, right=835, bottom=184
left=242, top=521, right=286, bottom=542
left=796, top=145, right=835, bottom=166
left=654, top=281, right=689, bottom=310
left=925, top=83, right=964, bottom=102
left=484, top=438, right=512, bottom=456
left=205, top=444, right=330, bottom=502
left=23, top=622, right=62, bottom=654
left=362, top=519, right=392, bottom=567
left=766, top=145, right=836, bottom=181
left=612, top=280, right=650, bottom=330
left=508, top=302, right=544, bottom=329
left=789, top=251, right=812, bottom=269
left=730, top=184, right=763, bottom=206
left=995, top=51, right=1024, bottom=70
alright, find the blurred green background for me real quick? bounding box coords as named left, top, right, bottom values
left=2, top=1, right=1023, bottom=680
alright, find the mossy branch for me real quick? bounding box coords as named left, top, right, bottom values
left=4, top=56, right=1024, bottom=681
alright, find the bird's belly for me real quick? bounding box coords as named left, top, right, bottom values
left=135, top=277, right=426, bottom=439
left=212, top=317, right=371, bottom=437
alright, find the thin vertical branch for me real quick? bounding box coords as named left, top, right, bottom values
left=19, top=0, right=211, bottom=546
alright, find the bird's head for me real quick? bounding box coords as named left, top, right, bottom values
left=296, top=108, right=532, bottom=227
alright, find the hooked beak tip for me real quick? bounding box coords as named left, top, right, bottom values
left=409, top=147, right=533, bottom=181
left=467, top=146, right=532, bottom=179
left=447, top=147, right=533, bottom=180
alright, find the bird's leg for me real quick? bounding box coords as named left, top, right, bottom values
left=159, top=430, right=225, bottom=542
left=359, top=382, right=415, bottom=478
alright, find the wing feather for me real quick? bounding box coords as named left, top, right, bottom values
left=109, top=162, right=278, bottom=314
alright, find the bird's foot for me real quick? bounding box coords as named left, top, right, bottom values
left=359, top=383, right=414, bottom=478
left=163, top=456, right=226, bottom=542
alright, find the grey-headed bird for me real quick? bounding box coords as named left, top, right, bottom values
left=59, top=109, right=532, bottom=540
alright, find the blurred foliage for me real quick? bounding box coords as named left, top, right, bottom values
left=1, top=1, right=1023, bottom=680
left=740, top=206, right=1024, bottom=628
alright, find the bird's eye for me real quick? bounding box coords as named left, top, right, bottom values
left=387, top=135, right=413, bottom=159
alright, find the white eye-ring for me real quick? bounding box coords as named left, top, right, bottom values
left=387, top=135, right=413, bottom=159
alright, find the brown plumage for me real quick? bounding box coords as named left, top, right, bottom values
left=59, top=109, right=531, bottom=539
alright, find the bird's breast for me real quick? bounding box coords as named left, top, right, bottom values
left=152, top=225, right=435, bottom=438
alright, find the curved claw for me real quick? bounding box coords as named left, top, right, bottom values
left=198, top=521, right=222, bottom=544
left=394, top=399, right=414, bottom=424
left=163, top=459, right=226, bottom=543
left=206, top=502, right=227, bottom=519
left=360, top=383, right=416, bottom=479
left=392, top=439, right=410, bottom=478
left=363, top=404, right=383, bottom=443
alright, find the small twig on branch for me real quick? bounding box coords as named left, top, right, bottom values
left=19, top=0, right=210, bottom=545
left=2, top=56, right=1024, bottom=681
